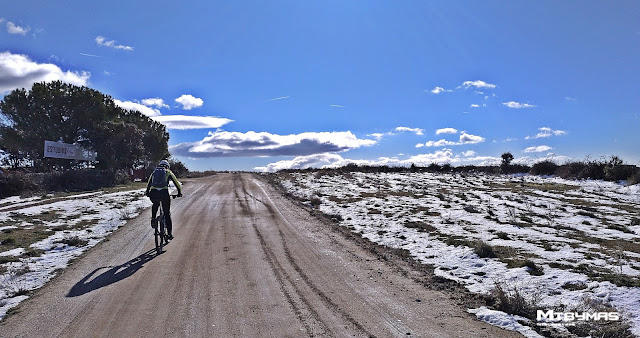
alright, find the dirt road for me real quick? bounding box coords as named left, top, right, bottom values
left=0, top=173, right=520, bottom=337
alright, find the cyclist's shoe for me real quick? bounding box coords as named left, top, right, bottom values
left=167, top=234, right=174, bottom=240
left=151, top=218, right=158, bottom=228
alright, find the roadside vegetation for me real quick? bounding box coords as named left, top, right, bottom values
left=270, top=166, right=640, bottom=337
left=0, top=81, right=189, bottom=198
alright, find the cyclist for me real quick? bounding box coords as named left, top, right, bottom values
left=145, top=159, right=182, bottom=240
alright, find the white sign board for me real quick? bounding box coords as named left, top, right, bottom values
left=44, top=141, right=97, bottom=161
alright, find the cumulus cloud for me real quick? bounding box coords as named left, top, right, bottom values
left=435, top=128, right=458, bottom=135
left=502, top=101, right=536, bottom=109
left=524, top=145, right=552, bottom=153
left=175, top=94, right=204, bottom=110
left=6, top=21, right=30, bottom=35
left=422, top=132, right=485, bottom=147
left=95, top=36, right=134, bottom=51
left=525, top=127, right=567, bottom=140
left=368, top=133, right=389, bottom=140
left=170, top=130, right=377, bottom=158
left=459, top=80, right=496, bottom=89
left=514, top=154, right=571, bottom=166
left=151, top=115, right=233, bottom=130
left=0, top=52, right=90, bottom=93
left=114, top=99, right=161, bottom=117
left=395, top=126, right=424, bottom=135
left=141, top=98, right=169, bottom=109
left=429, top=86, right=453, bottom=94
left=254, top=149, right=503, bottom=172
left=254, top=153, right=345, bottom=172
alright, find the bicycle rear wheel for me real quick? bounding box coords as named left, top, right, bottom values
left=155, top=208, right=165, bottom=255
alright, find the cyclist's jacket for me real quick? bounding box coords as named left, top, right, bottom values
left=145, top=167, right=182, bottom=195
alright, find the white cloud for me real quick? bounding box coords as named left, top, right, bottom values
left=462, top=150, right=476, bottom=157
left=114, top=99, right=161, bottom=117
left=459, top=80, right=496, bottom=89
left=141, top=98, right=169, bottom=109
left=368, top=133, right=388, bottom=140
left=152, top=115, right=233, bottom=130
left=470, top=104, right=480, bottom=108
left=0, top=52, right=90, bottom=93
left=514, top=154, right=571, bottom=166
left=524, top=145, right=552, bottom=153
left=424, top=139, right=457, bottom=147
left=502, top=101, right=536, bottom=109
left=170, top=130, right=377, bottom=158
left=459, top=132, right=485, bottom=143
left=422, top=132, right=485, bottom=147
left=265, top=96, right=290, bottom=102
left=395, top=126, right=424, bottom=135
left=435, top=128, right=458, bottom=135
left=80, top=53, right=101, bottom=58
left=429, top=86, right=452, bottom=94
left=255, top=153, right=345, bottom=172
left=175, top=94, right=204, bottom=110
left=95, top=36, right=134, bottom=51
left=525, top=127, right=567, bottom=140
left=330, top=104, right=344, bottom=108
left=6, top=21, right=30, bottom=35
left=255, top=149, right=506, bottom=172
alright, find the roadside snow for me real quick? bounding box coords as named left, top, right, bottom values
left=0, top=189, right=151, bottom=318
left=274, top=171, right=640, bottom=336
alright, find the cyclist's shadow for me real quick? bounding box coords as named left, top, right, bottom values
left=66, top=249, right=157, bottom=297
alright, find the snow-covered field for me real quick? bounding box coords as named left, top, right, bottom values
left=0, top=188, right=151, bottom=318
left=272, top=171, right=640, bottom=337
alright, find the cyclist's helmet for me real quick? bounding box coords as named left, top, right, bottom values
left=159, top=159, right=170, bottom=168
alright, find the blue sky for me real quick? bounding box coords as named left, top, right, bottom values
left=1, top=1, right=638, bottom=171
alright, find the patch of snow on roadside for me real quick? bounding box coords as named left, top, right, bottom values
left=0, top=188, right=152, bottom=319
left=273, top=171, right=640, bottom=336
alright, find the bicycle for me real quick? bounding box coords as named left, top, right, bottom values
left=153, top=194, right=179, bottom=255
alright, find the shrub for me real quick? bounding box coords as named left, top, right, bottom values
left=530, top=160, right=558, bottom=176
left=490, top=279, right=540, bottom=320
left=309, top=196, right=322, bottom=207
left=496, top=232, right=510, bottom=240
left=0, top=171, right=38, bottom=198
left=522, top=260, right=544, bottom=276
left=474, top=241, right=497, bottom=258
left=0, top=169, right=131, bottom=197
left=57, top=236, right=88, bottom=247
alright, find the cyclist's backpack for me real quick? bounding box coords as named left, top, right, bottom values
left=151, top=168, right=168, bottom=188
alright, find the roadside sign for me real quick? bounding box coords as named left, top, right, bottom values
left=44, top=141, right=97, bottom=161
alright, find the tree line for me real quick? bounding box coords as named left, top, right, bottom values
left=0, top=81, right=170, bottom=172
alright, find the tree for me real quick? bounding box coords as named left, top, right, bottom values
left=168, top=158, right=188, bottom=178
left=501, top=152, right=514, bottom=173
left=0, top=81, right=170, bottom=171
left=120, top=109, right=170, bottom=167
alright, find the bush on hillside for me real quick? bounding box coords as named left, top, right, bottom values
left=0, top=169, right=130, bottom=198
left=530, top=160, right=558, bottom=176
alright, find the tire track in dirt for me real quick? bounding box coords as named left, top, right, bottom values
left=237, top=174, right=374, bottom=337
left=233, top=176, right=329, bottom=337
